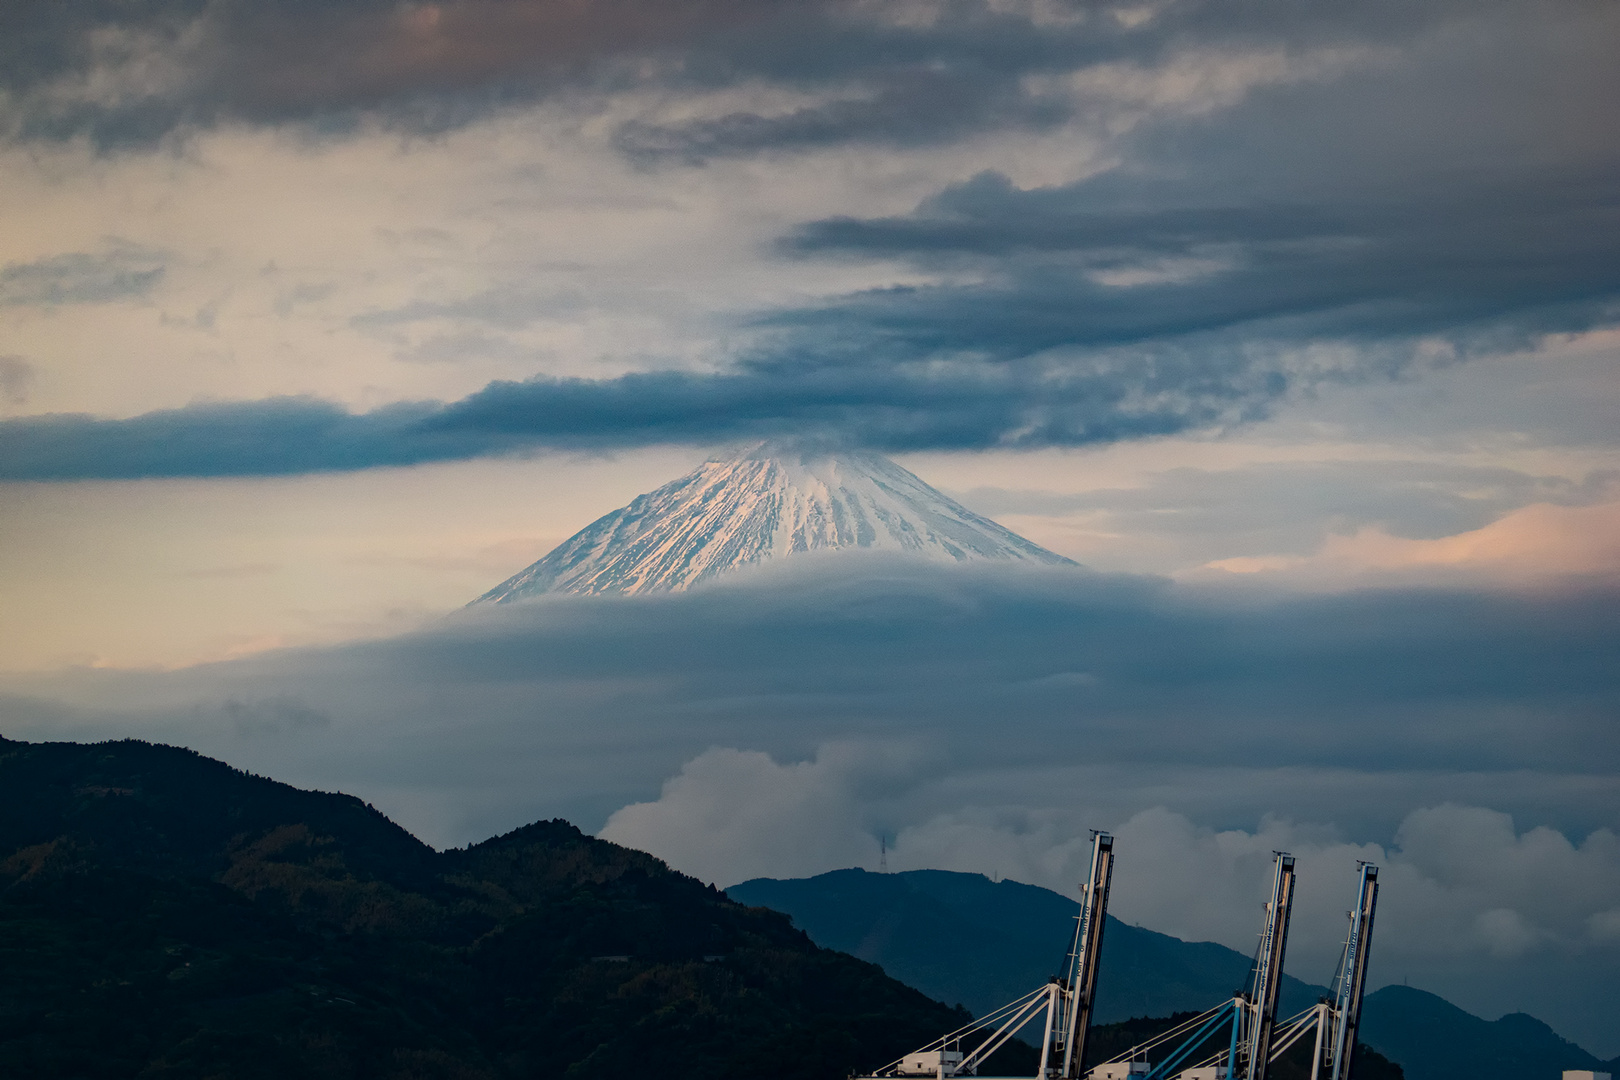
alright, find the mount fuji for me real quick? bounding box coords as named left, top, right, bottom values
left=473, top=443, right=1074, bottom=601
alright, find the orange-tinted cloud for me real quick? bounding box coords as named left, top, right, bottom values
left=1201, top=500, right=1620, bottom=587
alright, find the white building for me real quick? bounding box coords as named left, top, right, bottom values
left=1088, top=1063, right=1152, bottom=1080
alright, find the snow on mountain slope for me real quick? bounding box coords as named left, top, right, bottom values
left=473, top=443, right=1074, bottom=600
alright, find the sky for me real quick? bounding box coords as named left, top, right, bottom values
left=0, top=0, right=1617, bottom=1056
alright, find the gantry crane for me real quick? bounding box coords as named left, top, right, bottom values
left=852, top=831, right=1116, bottom=1079
left=851, top=845, right=1380, bottom=1080
left=1084, top=858, right=1380, bottom=1080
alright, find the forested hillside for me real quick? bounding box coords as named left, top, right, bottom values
left=0, top=735, right=977, bottom=1079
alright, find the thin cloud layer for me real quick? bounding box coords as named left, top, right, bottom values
left=950, top=459, right=1620, bottom=585
left=1198, top=500, right=1620, bottom=589
left=0, top=243, right=167, bottom=307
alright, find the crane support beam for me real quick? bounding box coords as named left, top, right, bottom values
left=1060, top=832, right=1115, bottom=1079
left=1143, top=999, right=1239, bottom=1080
left=1328, top=865, right=1380, bottom=1080
left=1247, top=853, right=1297, bottom=1080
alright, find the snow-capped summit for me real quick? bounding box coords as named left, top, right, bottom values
left=472, top=442, right=1074, bottom=601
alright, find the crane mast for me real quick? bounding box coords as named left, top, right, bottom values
left=1241, top=853, right=1297, bottom=1080
left=1322, top=864, right=1379, bottom=1080
left=1055, top=832, right=1115, bottom=1079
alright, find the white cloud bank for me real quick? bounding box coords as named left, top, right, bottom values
left=603, top=742, right=1620, bottom=1052
left=606, top=744, right=1620, bottom=965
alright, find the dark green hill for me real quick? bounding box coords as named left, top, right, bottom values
left=727, top=867, right=1333, bottom=1021
left=1358, top=985, right=1618, bottom=1080
left=0, top=735, right=983, bottom=1079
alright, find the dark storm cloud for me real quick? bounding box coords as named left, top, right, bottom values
left=5, top=1, right=1617, bottom=476
left=0, top=245, right=166, bottom=306
left=611, top=0, right=1155, bottom=163
left=0, top=397, right=471, bottom=479
left=0, top=0, right=1523, bottom=148
left=0, top=0, right=794, bottom=145
left=737, top=0, right=1620, bottom=360
left=6, top=167, right=1619, bottom=477
left=369, top=567, right=1620, bottom=776
left=782, top=170, right=1620, bottom=352
left=4, top=559, right=1615, bottom=841
left=0, top=352, right=1289, bottom=479
left=613, top=49, right=1075, bottom=166
left=2, top=0, right=1119, bottom=146
left=0, top=273, right=1601, bottom=478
